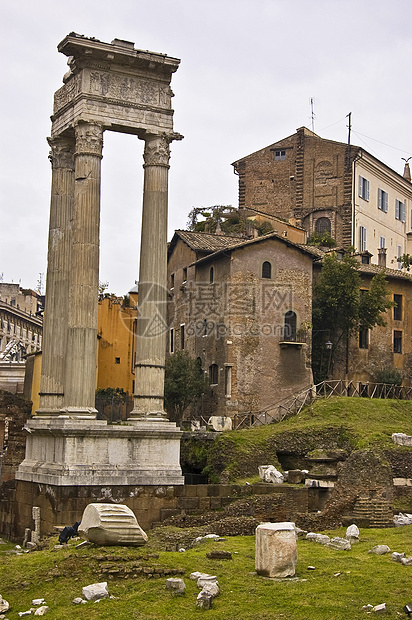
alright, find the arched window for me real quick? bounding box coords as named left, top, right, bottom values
left=209, top=363, right=219, bottom=385
left=209, top=266, right=214, bottom=284
left=262, top=261, right=272, bottom=279
left=315, top=217, right=331, bottom=235
left=284, top=311, right=297, bottom=341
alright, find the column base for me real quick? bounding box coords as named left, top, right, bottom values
left=15, top=417, right=184, bottom=486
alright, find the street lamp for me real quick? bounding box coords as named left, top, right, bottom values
left=325, top=341, right=333, bottom=379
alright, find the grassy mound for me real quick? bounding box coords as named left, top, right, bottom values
left=182, top=397, right=412, bottom=482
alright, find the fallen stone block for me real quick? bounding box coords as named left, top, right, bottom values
left=306, top=533, right=331, bottom=545
left=166, top=578, right=186, bottom=594
left=0, top=596, right=9, bottom=613
left=372, top=603, right=386, bottom=613
left=392, top=433, right=412, bottom=446
left=32, top=599, right=46, bottom=606
left=72, top=598, right=86, bottom=605
left=401, top=556, right=412, bottom=565
left=394, top=512, right=412, bottom=526
left=206, top=550, right=232, bottom=560
left=79, top=503, right=148, bottom=547
left=201, top=582, right=220, bottom=598
left=256, top=522, right=297, bottom=578
left=346, top=524, right=359, bottom=543
left=82, top=582, right=109, bottom=601
left=258, top=465, right=284, bottom=484
left=196, top=591, right=213, bottom=609
left=34, top=606, right=49, bottom=616
left=197, top=575, right=218, bottom=589
left=328, top=537, right=351, bottom=551
left=368, top=545, right=391, bottom=555
left=392, top=552, right=405, bottom=563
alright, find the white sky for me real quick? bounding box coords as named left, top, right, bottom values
left=1, top=0, right=412, bottom=295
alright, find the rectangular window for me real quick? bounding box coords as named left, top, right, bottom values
left=360, top=226, right=367, bottom=252
left=170, top=273, right=175, bottom=288
left=396, top=200, right=406, bottom=222
left=394, top=330, right=402, bottom=354
left=359, top=328, right=369, bottom=349
left=182, top=267, right=187, bottom=282
left=115, top=357, right=120, bottom=364
left=394, top=294, right=402, bottom=321
left=209, top=363, right=219, bottom=385
left=378, top=189, right=388, bottom=212
left=397, top=245, right=403, bottom=270
left=180, top=324, right=185, bottom=350
left=274, top=149, right=286, bottom=161
left=170, top=328, right=174, bottom=353
left=379, top=236, right=386, bottom=249
left=359, top=176, right=370, bottom=201
left=225, top=365, right=232, bottom=398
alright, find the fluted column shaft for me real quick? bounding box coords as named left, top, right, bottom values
left=130, top=134, right=171, bottom=419
left=62, top=122, right=103, bottom=415
left=38, top=137, right=75, bottom=416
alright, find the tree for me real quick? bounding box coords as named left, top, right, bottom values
left=164, top=351, right=208, bottom=425
left=312, top=250, right=394, bottom=382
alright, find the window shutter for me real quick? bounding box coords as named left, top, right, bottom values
left=384, top=193, right=388, bottom=212
left=395, top=200, right=400, bottom=220
left=401, top=202, right=406, bottom=222
left=366, top=180, right=370, bottom=201
left=359, top=176, right=363, bottom=198
left=378, top=190, right=382, bottom=210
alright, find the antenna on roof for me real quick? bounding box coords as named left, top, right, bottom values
left=310, top=98, right=315, bottom=132
left=346, top=112, right=352, bottom=146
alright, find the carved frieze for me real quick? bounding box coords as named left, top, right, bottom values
left=74, top=123, right=104, bottom=157
left=89, top=71, right=172, bottom=109
left=53, top=73, right=82, bottom=114
left=47, top=137, right=75, bottom=170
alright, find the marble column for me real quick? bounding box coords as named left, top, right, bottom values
left=130, top=134, right=171, bottom=419
left=37, top=136, right=75, bottom=416
left=62, top=121, right=103, bottom=417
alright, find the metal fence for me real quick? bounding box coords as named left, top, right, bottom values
left=229, top=380, right=412, bottom=430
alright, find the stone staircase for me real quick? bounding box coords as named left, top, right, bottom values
left=343, top=491, right=394, bottom=528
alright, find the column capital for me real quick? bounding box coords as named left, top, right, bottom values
left=143, top=132, right=183, bottom=168
left=74, top=122, right=104, bottom=158
left=47, top=136, right=75, bottom=170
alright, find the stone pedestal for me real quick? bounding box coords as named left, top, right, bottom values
left=255, top=522, right=297, bottom=578
left=16, top=417, right=183, bottom=486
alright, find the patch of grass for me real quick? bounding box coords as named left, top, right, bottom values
left=197, top=397, right=412, bottom=481
left=2, top=525, right=412, bottom=619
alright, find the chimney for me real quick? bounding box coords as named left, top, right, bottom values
left=403, top=161, right=411, bottom=182
left=378, top=247, right=387, bottom=267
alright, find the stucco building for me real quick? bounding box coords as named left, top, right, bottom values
left=167, top=230, right=320, bottom=417
left=232, top=127, right=412, bottom=266
left=0, top=284, right=43, bottom=394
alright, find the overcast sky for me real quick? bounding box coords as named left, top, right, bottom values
left=1, top=0, right=412, bottom=295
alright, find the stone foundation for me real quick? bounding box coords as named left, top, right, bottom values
left=1, top=481, right=309, bottom=542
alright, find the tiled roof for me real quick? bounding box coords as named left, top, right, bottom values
left=190, top=232, right=326, bottom=266
left=171, top=230, right=243, bottom=253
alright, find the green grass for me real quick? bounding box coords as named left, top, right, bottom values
left=2, top=525, right=412, bottom=619
left=198, top=397, right=412, bottom=481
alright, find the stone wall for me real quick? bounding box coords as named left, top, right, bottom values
left=0, top=390, right=30, bottom=483
left=1, top=480, right=309, bottom=542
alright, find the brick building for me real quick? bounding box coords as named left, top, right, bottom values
left=167, top=230, right=320, bottom=417
left=232, top=127, right=412, bottom=266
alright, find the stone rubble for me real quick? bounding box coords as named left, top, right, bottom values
left=306, top=532, right=331, bottom=545
left=82, top=582, right=109, bottom=602
left=0, top=597, right=9, bottom=613
left=196, top=591, right=213, bottom=609
left=372, top=603, right=386, bottom=613
left=392, top=432, right=412, bottom=446
left=345, top=524, right=360, bottom=543
left=33, top=607, right=49, bottom=616
left=258, top=465, right=284, bottom=484
left=328, top=537, right=351, bottom=551
left=368, top=545, right=391, bottom=555
left=394, top=512, right=412, bottom=526
left=31, top=600, right=46, bottom=606
left=166, top=578, right=186, bottom=594
left=72, top=598, right=86, bottom=605
left=392, top=552, right=405, bottom=563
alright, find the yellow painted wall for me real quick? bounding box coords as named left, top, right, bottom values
left=96, top=296, right=137, bottom=395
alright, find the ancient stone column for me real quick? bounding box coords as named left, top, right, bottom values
left=62, top=121, right=103, bottom=416
left=130, top=133, right=171, bottom=419
left=37, top=137, right=75, bottom=416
